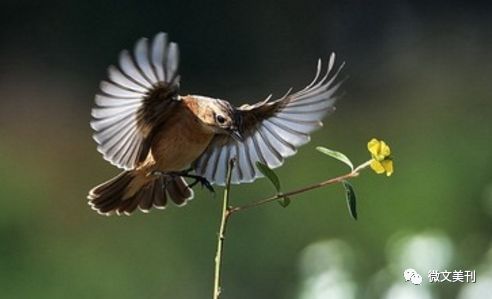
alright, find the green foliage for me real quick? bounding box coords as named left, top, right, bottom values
left=316, top=146, right=354, bottom=171
left=278, top=195, right=291, bottom=208
left=256, top=162, right=291, bottom=207
left=342, top=180, right=357, bottom=220
left=256, top=162, right=281, bottom=192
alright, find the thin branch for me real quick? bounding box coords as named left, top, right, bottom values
left=213, top=158, right=235, bottom=299
left=211, top=159, right=372, bottom=298
left=229, top=160, right=372, bottom=214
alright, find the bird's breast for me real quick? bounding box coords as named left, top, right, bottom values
left=149, top=108, right=215, bottom=172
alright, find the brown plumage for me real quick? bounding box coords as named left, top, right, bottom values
left=88, top=32, right=344, bottom=215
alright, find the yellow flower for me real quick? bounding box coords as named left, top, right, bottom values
left=367, top=138, right=393, bottom=176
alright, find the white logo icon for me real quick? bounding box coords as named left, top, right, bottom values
left=404, top=268, right=422, bottom=285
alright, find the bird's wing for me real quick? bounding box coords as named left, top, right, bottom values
left=193, top=53, right=345, bottom=185
left=91, top=32, right=181, bottom=170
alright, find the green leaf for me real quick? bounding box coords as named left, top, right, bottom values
left=278, top=195, right=291, bottom=208
left=316, top=146, right=354, bottom=171
left=342, top=180, right=357, bottom=220
left=256, top=162, right=281, bottom=192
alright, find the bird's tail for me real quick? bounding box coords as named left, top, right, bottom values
left=88, top=171, right=194, bottom=215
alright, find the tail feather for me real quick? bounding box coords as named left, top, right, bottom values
left=117, top=194, right=141, bottom=215
left=167, top=176, right=193, bottom=206
left=153, top=179, right=168, bottom=209
left=88, top=171, right=133, bottom=202
left=88, top=171, right=193, bottom=216
left=137, top=183, right=155, bottom=212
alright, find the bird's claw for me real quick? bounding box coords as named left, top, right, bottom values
left=187, top=176, right=215, bottom=193
left=200, top=178, right=215, bottom=193
left=150, top=170, right=215, bottom=194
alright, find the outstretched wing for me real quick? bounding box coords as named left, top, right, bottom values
left=91, top=32, right=181, bottom=170
left=193, top=53, right=345, bottom=185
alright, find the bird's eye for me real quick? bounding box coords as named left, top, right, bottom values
left=216, top=115, right=226, bottom=124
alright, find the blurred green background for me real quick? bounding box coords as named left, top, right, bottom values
left=1, top=1, right=491, bottom=298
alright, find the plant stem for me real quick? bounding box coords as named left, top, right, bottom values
left=213, top=158, right=235, bottom=299
left=229, top=159, right=373, bottom=214
left=211, top=158, right=372, bottom=298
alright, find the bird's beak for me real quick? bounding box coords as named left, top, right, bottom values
left=229, top=127, right=243, bottom=141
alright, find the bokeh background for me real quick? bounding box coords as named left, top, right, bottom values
left=1, top=1, right=491, bottom=298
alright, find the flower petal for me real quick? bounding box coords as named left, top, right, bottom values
left=380, top=140, right=391, bottom=157
left=382, top=159, right=393, bottom=176
left=370, top=159, right=386, bottom=174
left=367, top=138, right=380, bottom=158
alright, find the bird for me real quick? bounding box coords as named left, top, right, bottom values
left=88, top=32, right=345, bottom=216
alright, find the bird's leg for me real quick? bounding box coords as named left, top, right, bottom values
left=151, top=169, right=215, bottom=193
left=183, top=174, right=215, bottom=193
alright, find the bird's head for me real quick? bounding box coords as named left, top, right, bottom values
left=194, top=96, right=243, bottom=140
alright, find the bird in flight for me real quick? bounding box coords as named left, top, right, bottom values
left=88, top=32, right=344, bottom=215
